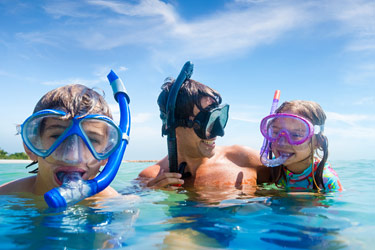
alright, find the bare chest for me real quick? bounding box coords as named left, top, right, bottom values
left=184, top=162, right=257, bottom=188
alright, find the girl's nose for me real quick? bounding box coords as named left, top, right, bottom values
left=276, top=131, right=289, bottom=146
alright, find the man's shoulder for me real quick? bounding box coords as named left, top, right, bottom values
left=220, top=144, right=258, bottom=152
left=220, top=145, right=260, bottom=162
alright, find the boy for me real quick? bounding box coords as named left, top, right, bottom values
left=0, top=84, right=120, bottom=199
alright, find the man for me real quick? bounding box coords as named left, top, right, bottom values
left=139, top=65, right=270, bottom=193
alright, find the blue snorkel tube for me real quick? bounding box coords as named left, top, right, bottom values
left=260, top=90, right=289, bottom=167
left=165, top=61, right=194, bottom=173
left=44, top=70, right=131, bottom=208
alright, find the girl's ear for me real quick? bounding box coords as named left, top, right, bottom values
left=23, top=143, right=38, bottom=162
left=313, top=134, right=324, bottom=150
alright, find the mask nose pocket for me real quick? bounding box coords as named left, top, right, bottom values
left=52, top=135, right=84, bottom=164
left=211, top=119, right=224, bottom=137
left=276, top=131, right=289, bottom=146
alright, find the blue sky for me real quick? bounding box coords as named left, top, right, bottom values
left=0, top=0, right=374, bottom=161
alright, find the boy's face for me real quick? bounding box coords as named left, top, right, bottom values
left=25, top=116, right=111, bottom=194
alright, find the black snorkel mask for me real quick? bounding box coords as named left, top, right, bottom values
left=178, top=104, right=229, bottom=140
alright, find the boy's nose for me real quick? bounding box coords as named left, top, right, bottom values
left=55, top=135, right=85, bottom=165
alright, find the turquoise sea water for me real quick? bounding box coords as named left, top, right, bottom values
left=0, top=160, right=374, bottom=249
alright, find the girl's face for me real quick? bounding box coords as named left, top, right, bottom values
left=270, top=113, right=317, bottom=173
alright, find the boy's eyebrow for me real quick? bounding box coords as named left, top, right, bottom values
left=85, top=129, right=105, bottom=137
left=44, top=124, right=68, bottom=130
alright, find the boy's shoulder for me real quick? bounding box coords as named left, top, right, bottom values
left=0, top=176, right=36, bottom=194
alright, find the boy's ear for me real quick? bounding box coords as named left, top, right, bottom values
left=23, top=143, right=38, bottom=161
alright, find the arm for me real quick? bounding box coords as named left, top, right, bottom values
left=138, top=156, right=184, bottom=189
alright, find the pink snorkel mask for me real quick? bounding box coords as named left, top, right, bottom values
left=260, top=113, right=324, bottom=145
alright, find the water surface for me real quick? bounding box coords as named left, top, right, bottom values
left=0, top=160, right=374, bottom=249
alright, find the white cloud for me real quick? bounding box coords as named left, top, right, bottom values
left=43, top=1, right=96, bottom=18
left=132, top=113, right=154, bottom=123
left=118, top=66, right=128, bottom=72
left=231, top=116, right=260, bottom=123
left=325, top=111, right=375, bottom=139
left=16, top=32, right=58, bottom=47
left=41, top=78, right=102, bottom=86
left=343, top=63, right=375, bottom=86
left=326, top=111, right=374, bottom=124
left=229, top=103, right=269, bottom=123
left=17, top=0, right=371, bottom=62
left=35, top=0, right=312, bottom=57
left=88, top=0, right=178, bottom=24
left=169, top=4, right=307, bottom=58
left=327, top=0, right=375, bottom=52
left=354, top=96, right=375, bottom=106
left=326, top=126, right=375, bottom=139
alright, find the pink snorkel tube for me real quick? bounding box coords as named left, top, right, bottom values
left=260, top=90, right=288, bottom=167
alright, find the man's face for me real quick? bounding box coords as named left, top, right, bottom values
left=176, top=96, right=218, bottom=158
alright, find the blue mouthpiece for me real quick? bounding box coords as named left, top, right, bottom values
left=44, top=172, right=96, bottom=208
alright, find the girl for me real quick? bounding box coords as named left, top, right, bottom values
left=260, top=100, right=342, bottom=192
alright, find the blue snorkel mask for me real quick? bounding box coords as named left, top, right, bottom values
left=20, top=110, right=122, bottom=164
left=20, top=70, right=131, bottom=208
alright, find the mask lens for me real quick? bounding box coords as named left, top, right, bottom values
left=203, top=104, right=229, bottom=139
left=261, top=114, right=312, bottom=145
left=21, top=110, right=121, bottom=161
left=80, top=118, right=121, bottom=159
left=22, top=112, right=68, bottom=156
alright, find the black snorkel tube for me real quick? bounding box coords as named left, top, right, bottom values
left=44, top=70, right=131, bottom=208
left=165, top=61, right=194, bottom=173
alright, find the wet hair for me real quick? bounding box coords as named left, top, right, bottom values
left=27, top=84, right=111, bottom=173
left=157, top=78, right=222, bottom=132
left=34, top=84, right=112, bottom=119
left=270, top=100, right=328, bottom=190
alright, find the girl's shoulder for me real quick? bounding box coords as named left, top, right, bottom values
left=321, top=162, right=343, bottom=191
